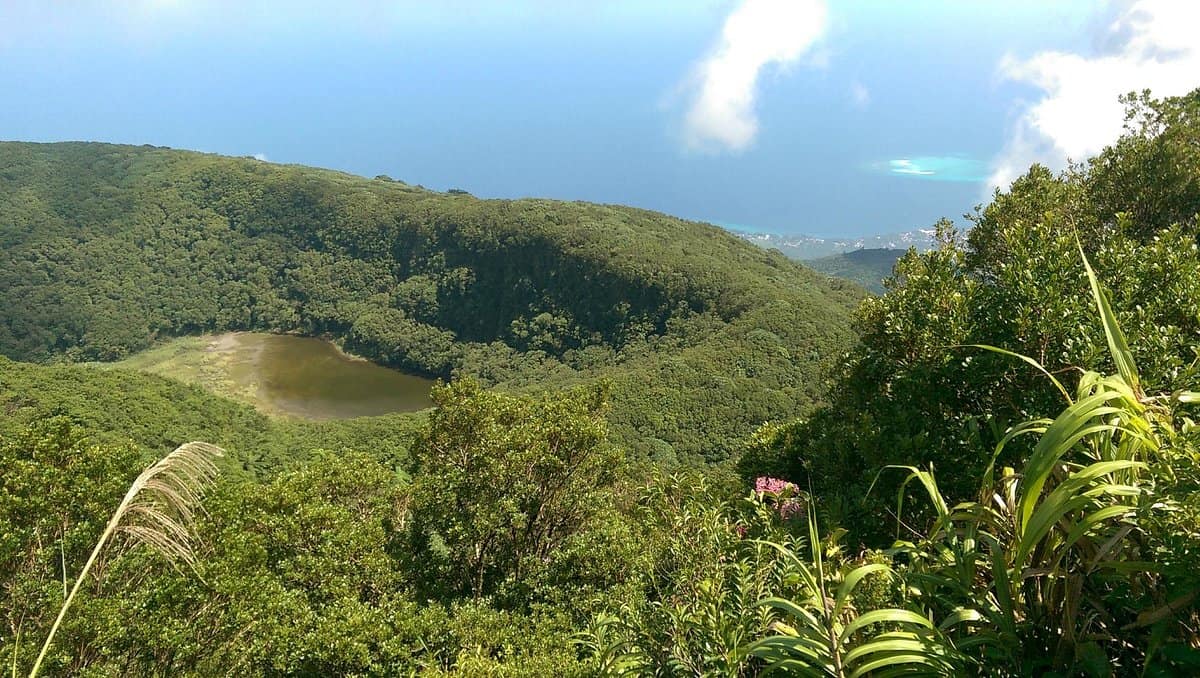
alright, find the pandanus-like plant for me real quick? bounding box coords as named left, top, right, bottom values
left=901, top=244, right=1182, bottom=670
left=750, top=244, right=1196, bottom=674
left=747, top=506, right=970, bottom=677
left=27, top=441, right=223, bottom=678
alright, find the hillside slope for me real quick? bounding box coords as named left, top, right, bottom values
left=806, top=248, right=905, bottom=293
left=0, top=141, right=863, bottom=462
left=0, top=356, right=423, bottom=477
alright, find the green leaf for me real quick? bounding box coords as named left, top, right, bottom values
left=936, top=608, right=984, bottom=632
left=843, top=634, right=936, bottom=664
left=841, top=608, right=935, bottom=641
left=1017, top=391, right=1127, bottom=532
left=849, top=651, right=949, bottom=678
left=959, top=344, right=1072, bottom=404
left=834, top=563, right=894, bottom=619
left=1078, top=239, right=1140, bottom=393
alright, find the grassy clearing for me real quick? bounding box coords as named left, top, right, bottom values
left=98, top=334, right=268, bottom=414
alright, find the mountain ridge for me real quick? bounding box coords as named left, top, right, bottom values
left=732, top=227, right=937, bottom=260
left=805, top=248, right=906, bottom=294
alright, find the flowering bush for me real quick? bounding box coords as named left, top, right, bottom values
left=753, top=476, right=804, bottom=521
left=753, top=476, right=795, bottom=495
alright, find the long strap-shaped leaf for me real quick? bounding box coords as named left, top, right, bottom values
left=834, top=564, right=894, bottom=620
left=1017, top=391, right=1128, bottom=532
left=1015, top=460, right=1145, bottom=568
left=841, top=609, right=936, bottom=640
left=1078, top=238, right=1140, bottom=394
left=958, top=344, right=1073, bottom=404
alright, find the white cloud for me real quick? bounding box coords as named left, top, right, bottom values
left=850, top=81, right=870, bottom=109
left=253, top=153, right=269, bottom=162
left=989, top=0, right=1200, bottom=190
left=679, top=0, right=828, bottom=153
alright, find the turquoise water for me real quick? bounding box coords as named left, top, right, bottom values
left=866, top=155, right=988, bottom=183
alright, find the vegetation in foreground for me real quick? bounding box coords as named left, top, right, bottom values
left=2, top=90, right=1199, bottom=675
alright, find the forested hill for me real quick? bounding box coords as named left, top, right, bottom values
left=805, top=248, right=905, bottom=293
left=0, top=141, right=863, bottom=462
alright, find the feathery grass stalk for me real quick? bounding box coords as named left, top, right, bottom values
left=10, top=627, right=19, bottom=678
left=59, top=539, right=66, bottom=601
left=27, top=442, right=223, bottom=678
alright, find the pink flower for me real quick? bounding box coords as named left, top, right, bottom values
left=754, top=476, right=796, bottom=496
left=778, top=499, right=804, bottom=521
left=754, top=477, right=805, bottom=520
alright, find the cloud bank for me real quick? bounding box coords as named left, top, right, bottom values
left=679, top=0, right=828, bottom=153
left=989, top=0, right=1200, bottom=190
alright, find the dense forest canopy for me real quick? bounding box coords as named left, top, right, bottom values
left=0, top=141, right=862, bottom=462
left=2, top=89, right=1200, bottom=676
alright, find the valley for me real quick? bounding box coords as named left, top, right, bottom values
left=0, top=140, right=863, bottom=463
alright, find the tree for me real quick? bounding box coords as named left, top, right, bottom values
left=406, top=379, right=620, bottom=601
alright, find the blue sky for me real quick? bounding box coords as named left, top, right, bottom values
left=2, top=1, right=1197, bottom=237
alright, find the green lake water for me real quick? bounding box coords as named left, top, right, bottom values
left=245, top=334, right=435, bottom=419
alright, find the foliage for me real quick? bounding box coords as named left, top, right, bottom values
left=406, top=379, right=622, bottom=602
left=1085, top=89, right=1200, bottom=239
left=753, top=89, right=1200, bottom=541
left=744, top=248, right=1200, bottom=676
left=586, top=472, right=811, bottom=677
left=0, top=417, right=609, bottom=676
left=28, top=440, right=222, bottom=677
left=0, top=420, right=144, bottom=676
left=749, top=514, right=965, bottom=677
left=0, top=140, right=862, bottom=462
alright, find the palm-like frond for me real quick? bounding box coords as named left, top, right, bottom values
left=29, top=442, right=223, bottom=678
left=875, top=247, right=1174, bottom=670
left=748, top=512, right=968, bottom=677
